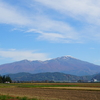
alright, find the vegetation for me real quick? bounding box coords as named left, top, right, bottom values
left=17, top=84, right=77, bottom=88
left=0, top=95, right=39, bottom=100
left=0, top=75, right=12, bottom=83
left=0, top=83, right=100, bottom=88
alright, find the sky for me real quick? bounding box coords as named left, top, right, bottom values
left=0, top=0, right=100, bottom=65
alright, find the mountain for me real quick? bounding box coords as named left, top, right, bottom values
left=0, top=56, right=100, bottom=76
left=8, top=72, right=92, bottom=82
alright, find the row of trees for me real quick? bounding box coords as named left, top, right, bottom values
left=0, top=75, right=12, bottom=83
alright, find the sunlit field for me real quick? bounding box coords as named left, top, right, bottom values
left=0, top=83, right=100, bottom=100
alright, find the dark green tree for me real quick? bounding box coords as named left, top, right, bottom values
left=2, top=75, right=12, bottom=83
left=0, top=75, right=2, bottom=83
left=0, top=75, right=12, bottom=83
left=5, top=76, right=12, bottom=83
left=2, top=75, right=6, bottom=83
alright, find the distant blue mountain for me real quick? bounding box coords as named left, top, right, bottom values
left=8, top=72, right=93, bottom=82
left=0, top=56, right=100, bottom=76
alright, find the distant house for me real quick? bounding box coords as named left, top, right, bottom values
left=5, top=81, right=10, bottom=83
left=91, top=78, right=98, bottom=82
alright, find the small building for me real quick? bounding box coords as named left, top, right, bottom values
left=91, top=78, right=98, bottom=82
left=5, top=81, right=10, bottom=83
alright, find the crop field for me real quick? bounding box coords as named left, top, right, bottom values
left=0, top=83, right=100, bottom=100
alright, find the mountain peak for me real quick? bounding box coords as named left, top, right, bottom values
left=62, top=55, right=74, bottom=58
left=56, top=55, right=78, bottom=60
left=65, top=55, right=78, bottom=59
left=19, top=59, right=32, bottom=63
left=51, top=55, right=78, bottom=61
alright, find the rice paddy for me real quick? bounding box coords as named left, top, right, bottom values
left=0, top=83, right=100, bottom=100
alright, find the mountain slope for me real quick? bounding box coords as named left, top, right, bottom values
left=8, top=72, right=92, bottom=82
left=0, top=56, right=100, bottom=76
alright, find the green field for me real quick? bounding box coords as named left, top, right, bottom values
left=0, top=82, right=100, bottom=88
left=0, top=83, right=100, bottom=100
left=0, top=95, right=39, bottom=100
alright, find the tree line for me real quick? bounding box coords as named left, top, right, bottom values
left=0, top=75, right=12, bottom=83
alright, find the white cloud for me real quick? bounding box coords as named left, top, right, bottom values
left=0, top=0, right=80, bottom=43
left=0, top=0, right=100, bottom=43
left=35, top=0, right=100, bottom=43
left=35, top=0, right=100, bottom=24
left=28, top=29, right=65, bottom=42
left=0, top=49, right=49, bottom=61
left=0, top=1, right=31, bottom=25
left=27, top=28, right=80, bottom=43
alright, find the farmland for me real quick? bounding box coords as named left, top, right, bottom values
left=0, top=83, right=100, bottom=100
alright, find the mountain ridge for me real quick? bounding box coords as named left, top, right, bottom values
left=0, top=56, right=100, bottom=76
left=7, top=72, right=95, bottom=82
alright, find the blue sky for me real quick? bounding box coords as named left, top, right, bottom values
left=0, top=0, right=100, bottom=65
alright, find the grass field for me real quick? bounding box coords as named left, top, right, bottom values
left=0, top=95, right=38, bottom=100
left=0, top=83, right=100, bottom=100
